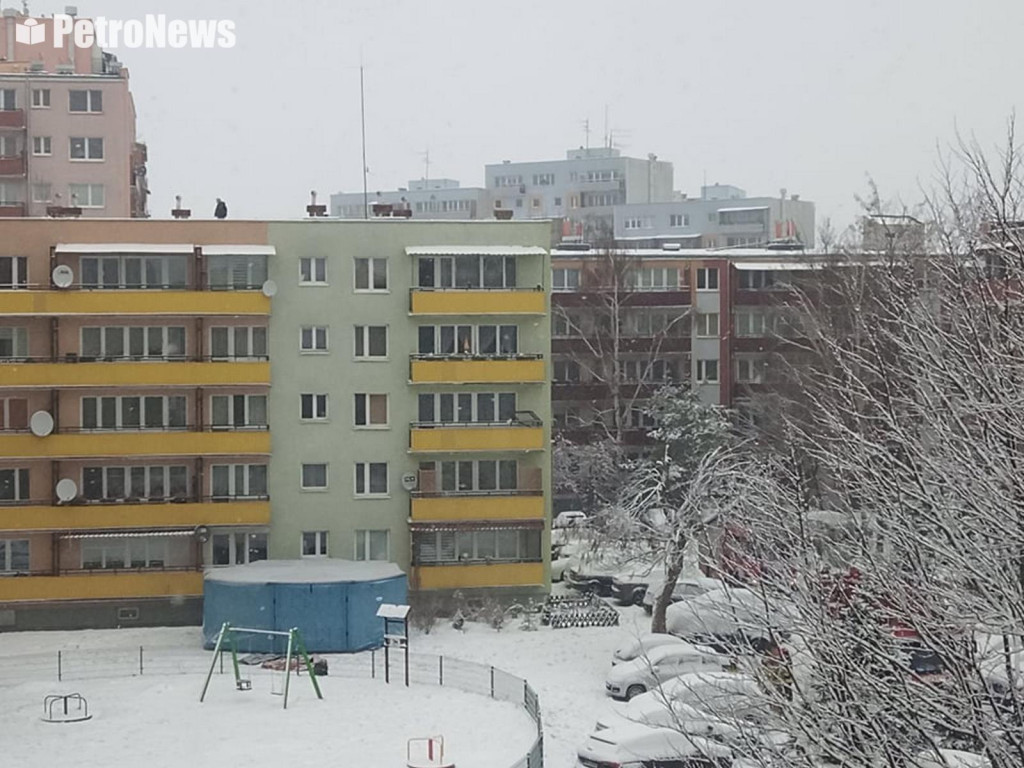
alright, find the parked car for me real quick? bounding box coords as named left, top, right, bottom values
left=550, top=541, right=581, bottom=583
left=576, top=722, right=733, bottom=768
left=666, top=588, right=795, bottom=653
left=565, top=560, right=620, bottom=597
left=644, top=671, right=767, bottom=721
left=611, top=566, right=667, bottom=606
left=605, top=642, right=731, bottom=700
left=642, top=576, right=728, bottom=615
left=612, top=633, right=688, bottom=665
left=554, top=510, right=588, bottom=529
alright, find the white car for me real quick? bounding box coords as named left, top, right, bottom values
left=554, top=510, right=588, bottom=528
left=666, top=588, right=794, bottom=649
left=551, top=541, right=581, bottom=582
left=644, top=671, right=766, bottom=720
left=642, top=576, right=728, bottom=614
left=576, top=722, right=732, bottom=768
left=604, top=642, right=731, bottom=700
left=612, top=633, right=688, bottom=665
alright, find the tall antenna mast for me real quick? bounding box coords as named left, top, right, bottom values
left=603, top=105, right=609, bottom=149
left=423, top=147, right=430, bottom=186
left=583, top=118, right=590, bottom=150
left=360, top=60, right=369, bottom=219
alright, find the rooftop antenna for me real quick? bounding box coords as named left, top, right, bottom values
left=420, top=147, right=430, bottom=187
left=22, top=1, right=29, bottom=15
left=360, top=52, right=369, bottom=220
left=582, top=118, right=590, bottom=150
left=603, top=104, right=609, bottom=149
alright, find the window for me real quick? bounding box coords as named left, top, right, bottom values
left=532, top=173, right=555, bottom=186
left=0, top=181, right=22, bottom=205
left=417, top=392, right=516, bottom=424
left=32, top=184, right=51, bottom=203
left=628, top=407, right=656, bottom=429
left=552, top=313, right=571, bottom=337
left=211, top=532, right=268, bottom=566
left=622, top=359, right=676, bottom=383
left=0, top=89, right=14, bottom=110
left=211, top=394, right=267, bottom=429
left=211, top=464, right=267, bottom=498
left=417, top=324, right=518, bottom=356
left=735, top=312, right=768, bottom=337
left=413, top=528, right=541, bottom=564
left=738, top=270, right=777, bottom=290
left=82, top=395, right=187, bottom=430
left=0, top=135, right=16, bottom=156
left=354, top=257, right=388, bottom=291
left=69, top=89, right=103, bottom=112
left=417, top=254, right=516, bottom=289
left=301, top=463, right=328, bottom=490
left=554, top=196, right=562, bottom=206
left=299, top=256, right=327, bottom=284
left=552, top=268, right=580, bottom=291
left=0, top=256, right=27, bottom=288
left=301, top=531, right=329, bottom=557
left=69, top=137, right=104, bottom=160
left=300, top=326, right=328, bottom=352
left=210, top=326, right=267, bottom=359
left=355, top=462, right=388, bottom=496
left=31, top=88, right=50, bottom=108
left=83, top=465, right=188, bottom=502
left=207, top=254, right=268, bottom=290
left=81, top=255, right=186, bottom=289
left=493, top=174, right=523, bottom=187
left=0, top=397, right=28, bottom=430
left=623, top=216, right=653, bottom=230
left=696, top=359, right=719, bottom=383
left=0, top=468, right=30, bottom=502
left=32, top=136, right=51, bottom=156
left=0, top=327, right=28, bottom=359
left=354, top=325, right=388, bottom=359
left=81, top=326, right=185, bottom=360
left=695, top=313, right=719, bottom=337
left=301, top=394, right=329, bottom=421
left=669, top=213, right=689, bottom=227
left=719, top=208, right=768, bottom=226
left=696, top=267, right=719, bottom=291
left=0, top=538, right=29, bottom=572
left=553, top=359, right=581, bottom=382
left=736, top=358, right=764, bottom=383
left=429, top=459, right=519, bottom=493
left=629, top=267, right=678, bottom=291
left=82, top=536, right=168, bottom=569
left=69, top=183, right=105, bottom=208
left=355, top=530, right=390, bottom=561
left=629, top=309, right=689, bottom=337
left=354, top=394, right=388, bottom=427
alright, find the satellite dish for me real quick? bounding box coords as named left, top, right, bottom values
left=29, top=410, right=54, bottom=437
left=261, top=280, right=278, bottom=297
left=55, top=478, right=78, bottom=502
left=193, top=525, right=210, bottom=543
left=401, top=473, right=418, bottom=492
left=52, top=264, right=74, bottom=289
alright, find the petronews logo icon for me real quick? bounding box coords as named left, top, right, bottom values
left=14, top=18, right=46, bottom=45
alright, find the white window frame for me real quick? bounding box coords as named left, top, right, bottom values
left=81, top=325, right=186, bottom=361
left=301, top=393, right=329, bottom=422
left=69, top=136, right=104, bottom=161
left=301, top=530, right=329, bottom=558
left=0, top=326, right=28, bottom=359
left=696, top=267, right=719, bottom=291
left=0, top=135, right=17, bottom=157
left=81, top=254, right=186, bottom=289
left=31, top=88, right=50, bottom=108
left=696, top=359, right=719, bottom=383
left=299, top=256, right=327, bottom=285
left=0, top=468, right=30, bottom=502
left=354, top=393, right=389, bottom=428
left=354, top=256, right=389, bottom=292
left=68, top=89, right=102, bottom=113
left=735, top=312, right=768, bottom=337
left=210, top=326, right=267, bottom=360
left=669, top=213, right=689, bottom=228
left=210, top=463, right=268, bottom=499
left=354, top=325, right=388, bottom=360
left=299, top=325, right=328, bottom=353
left=31, top=183, right=51, bottom=203
left=417, top=392, right=516, bottom=425
left=211, top=531, right=268, bottom=566
left=354, top=462, right=389, bottom=497
left=0, top=256, right=28, bottom=288
left=81, top=537, right=168, bottom=569
left=553, top=359, right=581, bottom=383
left=301, top=463, right=329, bottom=491
left=551, top=268, right=580, bottom=292
left=68, top=183, right=105, bottom=208
left=630, top=267, right=679, bottom=292
left=0, top=88, right=15, bottom=110
left=0, top=538, right=29, bottom=572
left=694, top=313, right=719, bottom=338
left=210, top=394, right=267, bottom=429
left=82, top=464, right=189, bottom=502
left=32, top=136, right=51, bottom=156
left=735, top=358, right=764, bottom=384
left=354, top=529, right=390, bottom=561
left=81, top=395, right=187, bottom=431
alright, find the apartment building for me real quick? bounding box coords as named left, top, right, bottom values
left=612, top=186, right=816, bottom=249
left=0, top=218, right=555, bottom=630
left=0, top=10, right=148, bottom=218
left=331, top=179, right=492, bottom=220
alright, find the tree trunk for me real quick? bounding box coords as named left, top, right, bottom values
left=652, top=535, right=686, bottom=634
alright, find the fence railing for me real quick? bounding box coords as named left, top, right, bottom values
left=0, top=645, right=544, bottom=768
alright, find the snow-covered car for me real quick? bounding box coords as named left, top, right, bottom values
left=612, top=633, right=688, bottom=665
left=643, top=671, right=767, bottom=720
left=666, top=588, right=795, bottom=652
left=610, top=566, right=667, bottom=606
left=604, top=642, right=731, bottom=700
left=554, top=510, right=588, bottom=529
left=642, top=576, right=729, bottom=615
left=550, top=541, right=581, bottom=582
left=576, top=722, right=733, bottom=768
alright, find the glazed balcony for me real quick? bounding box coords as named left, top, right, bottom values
left=411, top=466, right=543, bottom=521
left=410, top=288, right=545, bottom=316
left=410, top=412, right=544, bottom=453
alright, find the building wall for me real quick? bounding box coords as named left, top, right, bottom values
left=331, top=185, right=492, bottom=220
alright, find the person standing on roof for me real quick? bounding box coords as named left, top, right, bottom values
left=214, top=198, right=228, bottom=219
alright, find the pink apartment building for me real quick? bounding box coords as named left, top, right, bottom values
left=0, top=9, right=148, bottom=218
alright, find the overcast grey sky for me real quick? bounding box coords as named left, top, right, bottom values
left=51, top=0, right=1024, bottom=230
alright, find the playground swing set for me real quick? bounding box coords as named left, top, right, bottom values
left=199, top=622, right=324, bottom=710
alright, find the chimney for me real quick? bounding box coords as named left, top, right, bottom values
left=171, top=194, right=191, bottom=219
left=306, top=190, right=327, bottom=218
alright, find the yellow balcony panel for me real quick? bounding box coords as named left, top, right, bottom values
left=410, top=426, right=544, bottom=453
left=0, top=290, right=270, bottom=317
left=1, top=500, right=269, bottom=533
left=0, top=361, right=269, bottom=388
left=410, top=358, right=545, bottom=384
left=0, top=430, right=270, bottom=459
left=0, top=571, right=204, bottom=603
left=411, top=290, right=545, bottom=316
left=411, top=495, right=544, bottom=522
left=414, top=562, right=544, bottom=591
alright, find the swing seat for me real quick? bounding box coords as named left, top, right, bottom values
left=236, top=678, right=252, bottom=691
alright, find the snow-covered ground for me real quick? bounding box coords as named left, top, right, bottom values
left=0, top=603, right=654, bottom=768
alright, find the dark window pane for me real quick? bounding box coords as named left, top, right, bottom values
left=418, top=326, right=435, bottom=355
left=418, top=394, right=434, bottom=423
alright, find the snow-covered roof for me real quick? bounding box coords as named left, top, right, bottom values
left=715, top=206, right=770, bottom=213
left=201, top=245, right=277, bottom=256
left=405, top=245, right=547, bottom=257
left=55, top=243, right=195, bottom=255
left=205, top=559, right=404, bottom=584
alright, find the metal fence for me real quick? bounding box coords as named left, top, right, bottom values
left=0, top=645, right=544, bottom=768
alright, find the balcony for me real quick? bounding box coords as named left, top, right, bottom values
left=0, top=154, right=25, bottom=176
left=411, top=494, right=543, bottom=521
left=0, top=290, right=270, bottom=317
left=413, top=562, right=545, bottom=590
left=0, top=109, right=25, bottom=128
left=0, top=569, right=204, bottom=603
left=0, top=429, right=271, bottom=459
left=410, top=412, right=544, bottom=453
left=410, top=355, right=545, bottom=384
left=0, top=498, right=270, bottom=533
left=0, top=203, right=25, bottom=217
left=0, top=360, right=269, bottom=388
left=410, top=289, right=545, bottom=316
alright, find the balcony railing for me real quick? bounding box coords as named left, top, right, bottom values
left=0, top=153, right=26, bottom=176
left=0, top=109, right=25, bottom=128
left=412, top=410, right=543, bottom=430
left=1, top=354, right=269, bottom=364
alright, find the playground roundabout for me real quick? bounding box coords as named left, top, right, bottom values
left=0, top=652, right=539, bottom=768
